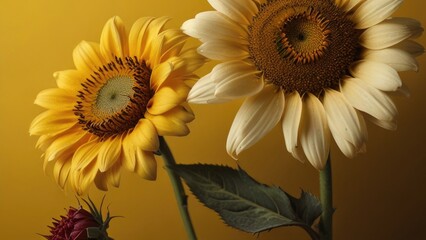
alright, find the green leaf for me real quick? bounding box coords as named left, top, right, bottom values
left=173, top=164, right=321, bottom=235
left=287, top=191, right=322, bottom=227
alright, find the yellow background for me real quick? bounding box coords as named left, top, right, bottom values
left=1, top=0, right=425, bottom=239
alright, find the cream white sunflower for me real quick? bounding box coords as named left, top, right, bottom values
left=183, top=0, right=424, bottom=169
left=30, top=16, right=204, bottom=193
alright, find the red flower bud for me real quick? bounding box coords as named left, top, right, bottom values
left=43, top=198, right=113, bottom=240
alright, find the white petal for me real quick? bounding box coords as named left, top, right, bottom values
left=364, top=114, right=397, bottom=130
left=333, top=133, right=357, bottom=158
left=208, top=0, right=258, bottom=25
left=337, top=0, right=363, bottom=12
left=357, top=110, right=369, bottom=142
left=226, top=85, right=284, bottom=158
left=350, top=61, right=401, bottom=91
left=341, top=78, right=397, bottom=121
left=181, top=11, right=247, bottom=43
left=282, top=91, right=305, bottom=162
left=362, top=48, right=419, bottom=72
left=394, top=40, right=425, bottom=57
left=323, top=89, right=365, bottom=150
left=299, top=94, right=331, bottom=170
left=352, top=0, right=403, bottom=29
left=360, top=18, right=424, bottom=50
left=333, top=110, right=369, bottom=158
left=212, top=61, right=263, bottom=99
left=391, top=82, right=410, bottom=98
left=187, top=72, right=230, bottom=104
left=198, top=40, right=249, bottom=60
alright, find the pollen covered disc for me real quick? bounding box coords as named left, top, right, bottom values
left=93, top=76, right=135, bottom=119
left=74, top=57, right=152, bottom=139
left=248, top=0, right=360, bottom=95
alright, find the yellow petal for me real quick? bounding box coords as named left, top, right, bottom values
left=93, top=162, right=122, bottom=190
left=36, top=134, right=55, bottom=151
left=148, top=33, right=166, bottom=67
left=29, top=110, right=77, bottom=136
left=122, top=133, right=137, bottom=172
left=170, top=48, right=206, bottom=76
left=140, top=17, right=171, bottom=61
left=159, top=29, right=188, bottom=62
left=128, top=17, right=156, bottom=58
left=107, top=162, right=122, bottom=187
left=147, top=81, right=190, bottom=115
left=146, top=105, right=194, bottom=136
left=44, top=125, right=88, bottom=162
left=72, top=41, right=104, bottom=73
left=100, top=16, right=129, bottom=60
left=150, top=61, right=174, bottom=91
left=125, top=118, right=159, bottom=151
left=72, top=160, right=99, bottom=194
left=72, top=139, right=102, bottom=170
left=34, top=88, right=76, bottom=110
left=53, top=153, right=73, bottom=189
left=98, top=136, right=123, bottom=172
left=135, top=149, right=157, bottom=180
left=54, top=70, right=83, bottom=91
left=94, top=172, right=109, bottom=191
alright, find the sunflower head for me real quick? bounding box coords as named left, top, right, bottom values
left=249, top=0, right=361, bottom=95
left=183, top=0, right=423, bottom=169
left=30, top=16, right=205, bottom=193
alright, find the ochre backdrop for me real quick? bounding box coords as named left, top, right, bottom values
left=1, top=0, right=425, bottom=239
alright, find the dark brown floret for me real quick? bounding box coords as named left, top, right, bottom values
left=248, top=0, right=361, bottom=96
left=74, top=57, right=152, bottom=140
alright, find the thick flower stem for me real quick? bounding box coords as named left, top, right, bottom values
left=159, top=137, right=197, bottom=240
left=319, top=155, right=333, bottom=240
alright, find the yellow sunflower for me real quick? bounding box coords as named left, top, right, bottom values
left=183, top=0, right=423, bottom=169
left=30, top=16, right=204, bottom=194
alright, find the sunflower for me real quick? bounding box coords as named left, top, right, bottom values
left=183, top=0, right=423, bottom=169
left=30, top=16, right=204, bottom=194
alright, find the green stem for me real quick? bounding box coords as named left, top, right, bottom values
left=159, top=136, right=197, bottom=240
left=319, top=155, right=333, bottom=240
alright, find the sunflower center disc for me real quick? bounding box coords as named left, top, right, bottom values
left=74, top=57, right=152, bottom=139
left=248, top=0, right=360, bottom=95
left=93, top=76, right=134, bottom=119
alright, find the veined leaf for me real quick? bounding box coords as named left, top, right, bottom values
left=173, top=164, right=321, bottom=236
